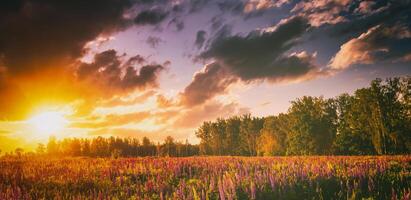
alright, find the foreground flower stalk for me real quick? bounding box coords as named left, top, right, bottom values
left=0, top=156, right=410, bottom=199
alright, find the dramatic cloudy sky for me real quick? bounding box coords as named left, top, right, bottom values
left=0, top=0, right=410, bottom=149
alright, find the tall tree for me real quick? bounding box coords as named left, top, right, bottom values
left=225, top=116, right=242, bottom=155
left=332, top=94, right=375, bottom=155
left=257, top=114, right=290, bottom=156
left=240, top=114, right=264, bottom=156
left=286, top=96, right=337, bottom=155
left=196, top=121, right=213, bottom=155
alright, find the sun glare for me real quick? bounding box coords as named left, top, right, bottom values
left=28, top=111, right=68, bottom=137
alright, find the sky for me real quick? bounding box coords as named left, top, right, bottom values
left=0, top=0, right=410, bottom=151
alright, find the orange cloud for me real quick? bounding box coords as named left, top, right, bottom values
left=291, top=0, right=351, bottom=27
left=70, top=112, right=151, bottom=129
left=329, top=24, right=411, bottom=69
left=174, top=100, right=249, bottom=128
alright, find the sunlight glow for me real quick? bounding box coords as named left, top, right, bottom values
left=28, top=111, right=68, bottom=137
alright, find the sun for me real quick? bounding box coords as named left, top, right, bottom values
left=28, top=111, right=68, bottom=137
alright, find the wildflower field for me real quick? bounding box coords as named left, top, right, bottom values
left=0, top=156, right=410, bottom=200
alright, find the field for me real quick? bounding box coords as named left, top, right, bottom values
left=0, top=156, right=410, bottom=200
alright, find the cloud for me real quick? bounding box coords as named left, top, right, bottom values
left=291, top=0, right=410, bottom=39
left=195, top=30, right=207, bottom=49
left=180, top=62, right=238, bottom=106
left=329, top=24, right=411, bottom=69
left=126, top=55, right=146, bottom=65
left=0, top=0, right=133, bottom=76
left=181, top=16, right=325, bottom=106
left=168, top=17, right=185, bottom=31
left=146, top=36, right=164, bottom=48
left=134, top=9, right=168, bottom=25
left=76, top=49, right=165, bottom=93
left=189, top=0, right=209, bottom=13
left=210, top=16, right=224, bottom=31
left=181, top=0, right=287, bottom=18
left=401, top=54, right=411, bottom=62
left=354, top=1, right=376, bottom=14
left=174, top=100, right=249, bottom=128
left=70, top=111, right=151, bottom=129
left=201, top=16, right=321, bottom=82
left=217, top=0, right=245, bottom=14
left=100, top=90, right=156, bottom=107
left=0, top=130, right=10, bottom=136
left=327, top=1, right=410, bottom=37
left=244, top=0, right=290, bottom=13
left=156, top=94, right=175, bottom=108
left=123, top=64, right=165, bottom=88
left=291, top=0, right=351, bottom=27
left=84, top=99, right=250, bottom=141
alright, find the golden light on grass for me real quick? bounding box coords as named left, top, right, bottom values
left=28, top=111, right=68, bottom=138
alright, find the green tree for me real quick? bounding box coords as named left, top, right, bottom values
left=332, top=94, right=375, bottom=155
left=286, top=96, right=337, bottom=155
left=240, top=114, right=264, bottom=156
left=225, top=116, right=241, bottom=155
left=161, top=136, right=176, bottom=156
left=196, top=122, right=213, bottom=155
left=257, top=114, right=290, bottom=156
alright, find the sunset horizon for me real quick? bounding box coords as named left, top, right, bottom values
left=0, top=0, right=410, bottom=199
left=0, top=76, right=409, bottom=153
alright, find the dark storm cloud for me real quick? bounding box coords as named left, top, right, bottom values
left=180, top=62, right=238, bottom=106
left=195, top=30, right=207, bottom=49
left=200, top=16, right=319, bottom=81
left=126, top=55, right=146, bottom=65
left=134, top=9, right=169, bottom=25
left=0, top=0, right=133, bottom=75
left=181, top=16, right=324, bottom=106
left=123, top=64, right=164, bottom=88
left=77, top=49, right=165, bottom=91
left=211, top=24, right=233, bottom=41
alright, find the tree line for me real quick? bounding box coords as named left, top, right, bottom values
left=29, top=136, right=199, bottom=158
left=196, top=77, right=411, bottom=156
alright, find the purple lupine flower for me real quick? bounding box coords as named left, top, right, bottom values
left=218, top=179, right=225, bottom=200
left=250, top=181, right=256, bottom=200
